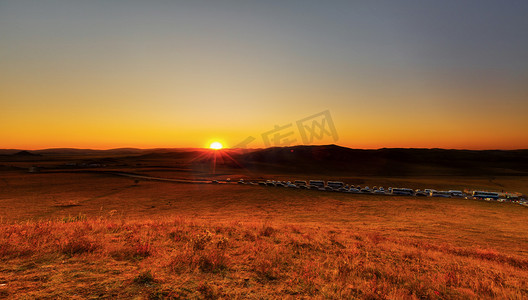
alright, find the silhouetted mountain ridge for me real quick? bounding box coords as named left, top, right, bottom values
left=231, top=145, right=528, bottom=176
left=1, top=145, right=527, bottom=176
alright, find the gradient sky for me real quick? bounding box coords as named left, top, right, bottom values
left=1, top=0, right=527, bottom=150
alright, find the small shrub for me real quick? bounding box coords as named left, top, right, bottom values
left=216, top=236, right=229, bottom=249
left=192, top=231, right=213, bottom=250
left=62, top=213, right=87, bottom=223
left=133, top=270, right=156, bottom=285
left=168, top=229, right=189, bottom=242
left=260, top=226, right=275, bottom=237
left=253, top=251, right=283, bottom=281
left=110, top=242, right=152, bottom=261
left=289, top=240, right=315, bottom=255
left=61, top=237, right=98, bottom=255
left=254, top=259, right=279, bottom=281
left=197, top=251, right=229, bottom=273
left=198, top=282, right=221, bottom=299
left=135, top=241, right=152, bottom=258
left=243, top=231, right=257, bottom=241
left=168, top=250, right=194, bottom=273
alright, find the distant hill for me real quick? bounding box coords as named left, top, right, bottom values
left=0, top=148, right=145, bottom=156
left=12, top=150, right=41, bottom=157
left=226, top=145, right=528, bottom=176
left=33, top=148, right=146, bottom=156
left=0, top=149, right=24, bottom=155
left=0, top=150, right=42, bottom=162
left=1, top=145, right=527, bottom=176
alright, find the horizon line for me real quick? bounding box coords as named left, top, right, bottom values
left=2, top=144, right=528, bottom=152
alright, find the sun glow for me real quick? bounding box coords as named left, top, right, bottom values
left=209, top=141, right=223, bottom=150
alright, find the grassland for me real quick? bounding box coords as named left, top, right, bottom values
left=2, top=215, right=528, bottom=299
left=1, top=171, right=528, bottom=298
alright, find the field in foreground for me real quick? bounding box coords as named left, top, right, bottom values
left=2, top=216, right=528, bottom=299
left=1, top=171, right=528, bottom=298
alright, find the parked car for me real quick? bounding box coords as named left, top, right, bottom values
left=294, top=180, right=308, bottom=187
left=374, top=189, right=385, bottom=194
left=424, top=189, right=436, bottom=195
left=448, top=190, right=464, bottom=197
left=430, top=191, right=451, bottom=197
left=327, top=181, right=345, bottom=190
left=415, top=190, right=428, bottom=196
left=391, top=188, right=415, bottom=196
left=471, top=191, right=499, bottom=200
left=309, top=180, right=325, bottom=189
left=360, top=186, right=371, bottom=193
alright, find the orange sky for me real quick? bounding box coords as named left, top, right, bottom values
left=1, top=1, right=527, bottom=150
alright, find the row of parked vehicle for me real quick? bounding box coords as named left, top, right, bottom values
left=212, top=178, right=524, bottom=203
left=235, top=179, right=472, bottom=197
left=230, top=179, right=527, bottom=204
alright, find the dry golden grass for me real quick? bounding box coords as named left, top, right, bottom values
left=1, top=216, right=528, bottom=299
left=1, top=171, right=528, bottom=298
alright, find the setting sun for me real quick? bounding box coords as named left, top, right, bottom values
left=209, top=142, right=223, bottom=150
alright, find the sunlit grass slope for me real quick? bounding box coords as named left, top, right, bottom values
left=1, top=216, right=528, bottom=299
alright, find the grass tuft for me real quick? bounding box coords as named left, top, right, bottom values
left=133, top=270, right=156, bottom=285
